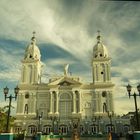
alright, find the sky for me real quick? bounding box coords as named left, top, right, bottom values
left=0, top=0, right=140, bottom=115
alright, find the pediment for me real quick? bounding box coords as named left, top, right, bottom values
left=59, top=81, right=74, bottom=86
left=48, top=76, right=82, bottom=86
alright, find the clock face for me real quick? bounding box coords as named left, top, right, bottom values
left=25, top=93, right=29, bottom=99
left=102, top=91, right=107, bottom=97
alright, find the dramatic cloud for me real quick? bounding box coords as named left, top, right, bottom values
left=0, top=0, right=140, bottom=115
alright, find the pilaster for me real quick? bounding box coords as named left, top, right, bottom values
left=72, top=91, right=76, bottom=114
left=49, top=92, right=53, bottom=114
left=55, top=91, right=59, bottom=115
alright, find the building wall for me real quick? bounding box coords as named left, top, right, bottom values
left=14, top=33, right=130, bottom=136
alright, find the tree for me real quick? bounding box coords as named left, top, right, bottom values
left=0, top=106, right=15, bottom=133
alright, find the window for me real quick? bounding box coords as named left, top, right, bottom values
left=25, top=93, right=29, bottom=99
left=24, top=104, right=28, bottom=114
left=43, top=125, right=51, bottom=134
left=28, top=125, right=37, bottom=135
left=59, top=93, right=72, bottom=119
left=101, top=72, right=104, bottom=74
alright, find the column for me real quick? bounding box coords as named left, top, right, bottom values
left=28, top=94, right=32, bottom=114
left=21, top=94, right=25, bottom=114
left=49, top=92, right=53, bottom=114
left=78, top=92, right=82, bottom=113
left=24, top=66, right=27, bottom=83
left=98, top=92, right=101, bottom=112
left=107, top=64, right=111, bottom=81
left=92, top=65, right=96, bottom=82
left=105, top=64, right=108, bottom=82
left=32, top=93, right=36, bottom=114
left=35, top=65, right=38, bottom=83
left=106, top=91, right=110, bottom=112
left=55, top=91, right=59, bottom=114
left=106, top=64, right=109, bottom=81
left=72, top=92, right=76, bottom=113
left=95, top=93, right=98, bottom=113
left=96, top=64, right=98, bottom=81
left=16, top=94, right=20, bottom=114
left=31, top=65, right=34, bottom=83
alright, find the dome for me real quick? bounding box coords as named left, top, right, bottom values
left=24, top=32, right=41, bottom=60
left=93, top=32, right=109, bottom=59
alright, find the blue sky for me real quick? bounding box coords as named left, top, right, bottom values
left=0, top=0, right=140, bottom=115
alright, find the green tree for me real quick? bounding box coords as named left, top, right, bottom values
left=0, top=106, right=15, bottom=133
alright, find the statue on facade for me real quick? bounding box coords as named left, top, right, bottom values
left=64, top=64, right=69, bottom=76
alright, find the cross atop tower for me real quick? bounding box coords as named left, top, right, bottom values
left=31, top=31, right=36, bottom=44
left=97, top=30, right=101, bottom=43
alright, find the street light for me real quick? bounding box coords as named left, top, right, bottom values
left=38, top=112, right=43, bottom=132
left=107, top=111, right=113, bottom=132
left=126, top=84, right=140, bottom=130
left=50, top=116, right=58, bottom=134
left=3, top=86, right=19, bottom=132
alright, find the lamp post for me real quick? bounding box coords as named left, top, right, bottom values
left=50, top=116, right=58, bottom=134
left=93, top=116, right=101, bottom=133
left=38, top=112, right=43, bottom=132
left=3, top=86, right=19, bottom=132
left=107, top=111, right=113, bottom=132
left=126, top=84, right=140, bottom=130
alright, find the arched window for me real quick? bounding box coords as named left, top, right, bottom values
left=90, top=124, right=98, bottom=134
left=28, top=125, right=37, bottom=135
left=14, top=126, right=22, bottom=134
left=103, top=102, right=107, bottom=113
left=59, top=93, right=72, bottom=119
left=100, top=63, right=105, bottom=82
left=59, top=125, right=68, bottom=135
left=24, top=104, right=28, bottom=114
left=43, top=125, right=51, bottom=134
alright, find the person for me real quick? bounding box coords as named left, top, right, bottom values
left=108, top=131, right=112, bottom=140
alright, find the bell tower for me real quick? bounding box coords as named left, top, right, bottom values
left=21, top=32, right=43, bottom=84
left=92, top=31, right=111, bottom=84
left=92, top=31, right=114, bottom=116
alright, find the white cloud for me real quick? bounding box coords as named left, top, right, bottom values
left=0, top=0, right=140, bottom=115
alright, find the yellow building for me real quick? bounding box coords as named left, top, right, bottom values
left=14, top=32, right=129, bottom=136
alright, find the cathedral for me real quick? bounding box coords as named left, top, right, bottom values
left=14, top=32, right=129, bottom=136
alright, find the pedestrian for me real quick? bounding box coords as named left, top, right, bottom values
left=108, top=132, right=112, bottom=140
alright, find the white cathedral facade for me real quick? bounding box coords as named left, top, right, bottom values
left=14, top=33, right=130, bottom=136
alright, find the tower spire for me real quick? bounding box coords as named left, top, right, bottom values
left=97, top=30, right=101, bottom=43
left=31, top=31, right=36, bottom=45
